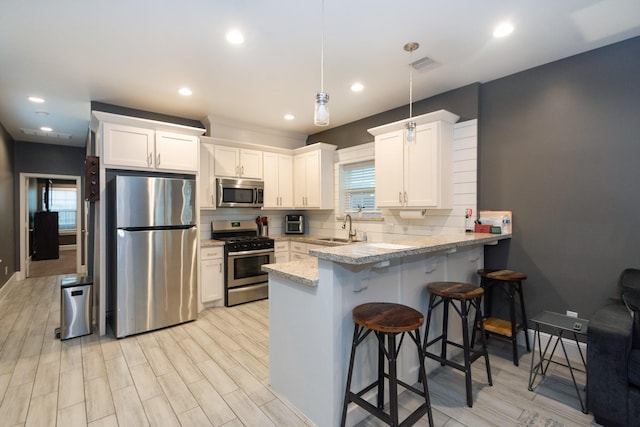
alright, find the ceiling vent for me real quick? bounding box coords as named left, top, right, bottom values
left=411, top=56, right=439, bottom=72
left=21, top=128, right=72, bottom=139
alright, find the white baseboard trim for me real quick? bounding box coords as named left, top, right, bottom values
left=516, top=329, right=587, bottom=365
left=60, top=245, right=77, bottom=251
left=0, top=272, right=19, bottom=302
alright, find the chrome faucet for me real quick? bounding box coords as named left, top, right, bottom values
left=342, top=214, right=357, bottom=242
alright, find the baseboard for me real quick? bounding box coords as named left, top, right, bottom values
left=0, top=272, right=18, bottom=302
left=517, top=329, right=587, bottom=365
left=59, top=245, right=77, bottom=251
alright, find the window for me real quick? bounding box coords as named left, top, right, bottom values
left=45, top=187, right=77, bottom=230
left=341, top=160, right=379, bottom=216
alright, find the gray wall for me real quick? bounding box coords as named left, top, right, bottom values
left=13, top=141, right=86, bottom=272
left=0, top=124, right=15, bottom=287
left=480, top=36, right=640, bottom=318
left=307, top=83, right=479, bottom=148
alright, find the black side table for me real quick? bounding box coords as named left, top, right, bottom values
left=528, top=310, right=588, bottom=413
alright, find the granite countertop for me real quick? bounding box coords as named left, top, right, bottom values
left=308, top=233, right=510, bottom=265
left=200, top=239, right=225, bottom=248
left=270, top=234, right=356, bottom=247
left=262, top=233, right=510, bottom=287
left=262, top=258, right=318, bottom=288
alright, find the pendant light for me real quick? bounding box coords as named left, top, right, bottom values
left=314, top=0, right=329, bottom=126
left=404, top=42, right=419, bottom=142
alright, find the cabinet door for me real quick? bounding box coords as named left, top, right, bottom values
left=304, top=151, right=321, bottom=208
left=103, top=123, right=154, bottom=169
left=155, top=131, right=199, bottom=172
left=263, top=152, right=280, bottom=208
left=200, top=143, right=216, bottom=208
left=405, top=123, right=439, bottom=207
left=214, top=146, right=240, bottom=177
left=239, top=149, right=263, bottom=179
left=277, top=154, right=294, bottom=208
left=293, top=154, right=307, bottom=208
left=201, top=258, right=223, bottom=303
left=374, top=130, right=405, bottom=207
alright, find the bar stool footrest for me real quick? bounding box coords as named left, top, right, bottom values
left=348, top=376, right=429, bottom=426
left=482, top=317, right=520, bottom=337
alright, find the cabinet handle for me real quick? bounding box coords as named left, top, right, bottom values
left=148, top=153, right=153, bottom=166
left=156, top=153, right=161, bottom=166
left=399, top=192, right=403, bottom=204
left=404, top=192, right=408, bottom=204
left=219, top=264, right=222, bottom=273
left=241, top=165, right=244, bottom=175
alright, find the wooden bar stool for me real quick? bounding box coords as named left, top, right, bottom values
left=341, top=302, right=434, bottom=427
left=475, top=269, right=530, bottom=366
left=423, top=282, right=492, bottom=407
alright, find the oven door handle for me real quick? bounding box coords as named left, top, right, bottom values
left=228, top=248, right=275, bottom=257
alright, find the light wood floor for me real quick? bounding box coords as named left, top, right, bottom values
left=28, top=249, right=77, bottom=278
left=0, top=274, right=598, bottom=426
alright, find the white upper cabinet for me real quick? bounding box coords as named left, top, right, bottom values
left=200, top=142, right=216, bottom=209
left=155, top=131, right=200, bottom=172
left=293, top=143, right=335, bottom=209
left=263, top=152, right=293, bottom=208
left=95, top=113, right=203, bottom=173
left=102, top=123, right=155, bottom=169
left=369, top=110, right=459, bottom=209
left=214, top=146, right=263, bottom=179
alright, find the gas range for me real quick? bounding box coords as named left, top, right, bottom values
left=211, top=220, right=274, bottom=307
left=217, top=236, right=274, bottom=253
left=211, top=220, right=274, bottom=253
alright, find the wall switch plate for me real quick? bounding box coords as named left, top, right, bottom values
left=566, top=310, right=578, bottom=318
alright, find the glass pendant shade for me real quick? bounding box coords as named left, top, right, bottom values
left=406, top=121, right=416, bottom=142
left=314, top=92, right=330, bottom=126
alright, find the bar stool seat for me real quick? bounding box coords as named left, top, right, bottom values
left=341, top=302, right=434, bottom=427
left=424, top=282, right=492, bottom=407
left=475, top=269, right=530, bottom=366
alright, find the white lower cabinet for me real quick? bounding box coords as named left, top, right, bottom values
left=290, top=241, right=309, bottom=260
left=201, top=247, right=224, bottom=303
left=274, top=241, right=290, bottom=263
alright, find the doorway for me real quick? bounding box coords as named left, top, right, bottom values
left=18, top=173, right=85, bottom=279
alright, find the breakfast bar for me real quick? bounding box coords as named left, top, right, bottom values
left=263, top=233, right=510, bottom=427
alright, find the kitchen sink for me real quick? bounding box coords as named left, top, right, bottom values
left=316, top=237, right=360, bottom=243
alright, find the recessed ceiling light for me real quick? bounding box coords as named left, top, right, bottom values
left=226, top=29, right=245, bottom=45
left=178, top=87, right=192, bottom=96
left=493, top=22, right=514, bottom=38
left=350, top=82, right=364, bottom=92
left=284, top=114, right=295, bottom=121
left=28, top=96, right=45, bottom=103
left=40, top=126, right=52, bottom=132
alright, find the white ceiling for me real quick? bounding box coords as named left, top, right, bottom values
left=1, top=0, right=639, bottom=147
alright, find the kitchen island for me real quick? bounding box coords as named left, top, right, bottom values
left=262, top=233, right=510, bottom=427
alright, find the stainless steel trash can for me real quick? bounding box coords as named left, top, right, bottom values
left=59, top=276, right=93, bottom=340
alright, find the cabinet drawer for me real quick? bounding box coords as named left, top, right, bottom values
left=290, top=242, right=307, bottom=254
left=275, top=241, right=289, bottom=252
left=201, top=247, right=223, bottom=260
left=291, top=252, right=309, bottom=261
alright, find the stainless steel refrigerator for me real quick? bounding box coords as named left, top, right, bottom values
left=109, top=175, right=197, bottom=338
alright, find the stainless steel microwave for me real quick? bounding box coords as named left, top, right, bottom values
left=216, top=178, right=264, bottom=208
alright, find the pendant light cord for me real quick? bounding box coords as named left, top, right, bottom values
left=320, top=0, right=325, bottom=93
left=409, top=49, right=413, bottom=120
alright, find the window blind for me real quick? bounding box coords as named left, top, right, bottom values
left=342, top=161, right=377, bottom=214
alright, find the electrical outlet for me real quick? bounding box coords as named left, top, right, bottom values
left=566, top=310, right=578, bottom=318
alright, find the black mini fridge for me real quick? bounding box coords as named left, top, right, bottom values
left=33, top=211, right=59, bottom=260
